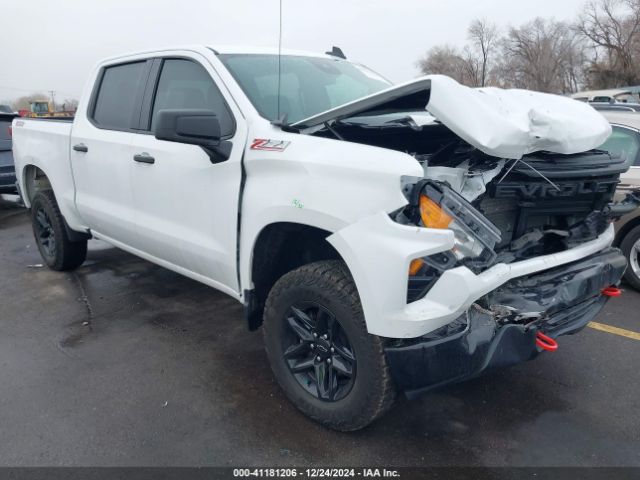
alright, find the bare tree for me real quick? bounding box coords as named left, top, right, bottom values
left=467, top=19, right=499, bottom=87
left=61, top=98, right=79, bottom=112
left=417, top=21, right=499, bottom=87
left=416, top=44, right=473, bottom=85
left=461, top=45, right=481, bottom=86
left=577, top=0, right=640, bottom=87
left=498, top=18, right=586, bottom=93
left=416, top=14, right=595, bottom=93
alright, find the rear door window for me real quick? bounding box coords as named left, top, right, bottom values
left=150, top=59, right=235, bottom=137
left=92, top=61, right=147, bottom=130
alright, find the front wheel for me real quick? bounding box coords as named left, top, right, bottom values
left=31, top=190, right=87, bottom=271
left=262, top=260, right=396, bottom=431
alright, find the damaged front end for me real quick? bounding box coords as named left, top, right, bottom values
left=401, top=154, right=640, bottom=303
left=386, top=247, right=626, bottom=397
left=386, top=155, right=638, bottom=396
left=313, top=75, right=640, bottom=395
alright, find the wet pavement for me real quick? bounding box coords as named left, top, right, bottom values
left=1, top=197, right=639, bottom=466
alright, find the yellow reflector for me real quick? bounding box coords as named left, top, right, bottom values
left=419, top=194, right=452, bottom=229
left=409, top=258, right=424, bottom=276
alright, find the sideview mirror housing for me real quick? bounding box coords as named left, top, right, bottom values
left=154, top=109, right=231, bottom=162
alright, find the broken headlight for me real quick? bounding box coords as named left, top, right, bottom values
left=405, top=180, right=502, bottom=302
left=415, top=180, right=501, bottom=268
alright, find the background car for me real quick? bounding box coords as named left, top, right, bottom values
left=591, top=102, right=640, bottom=112
left=599, top=110, right=640, bottom=290
left=0, top=112, right=17, bottom=194
left=572, top=88, right=640, bottom=103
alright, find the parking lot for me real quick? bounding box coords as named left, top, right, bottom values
left=1, top=196, right=639, bottom=467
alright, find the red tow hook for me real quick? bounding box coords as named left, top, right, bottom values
left=602, top=286, right=622, bottom=297
left=536, top=331, right=558, bottom=352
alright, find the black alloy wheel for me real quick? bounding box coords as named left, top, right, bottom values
left=30, top=190, right=87, bottom=271
left=34, top=206, right=56, bottom=259
left=282, top=302, right=356, bottom=401
left=263, top=260, right=396, bottom=431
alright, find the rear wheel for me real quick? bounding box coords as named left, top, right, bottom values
left=31, top=190, right=87, bottom=271
left=621, top=225, right=640, bottom=291
left=263, top=260, right=396, bottom=431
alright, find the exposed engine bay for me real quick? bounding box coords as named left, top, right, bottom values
left=308, top=112, right=640, bottom=304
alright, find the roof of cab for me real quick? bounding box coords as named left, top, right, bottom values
left=98, top=45, right=341, bottom=64
left=210, top=45, right=338, bottom=59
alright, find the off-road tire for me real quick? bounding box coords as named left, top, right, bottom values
left=621, top=225, right=640, bottom=291
left=263, top=260, right=396, bottom=431
left=31, top=190, right=87, bottom=271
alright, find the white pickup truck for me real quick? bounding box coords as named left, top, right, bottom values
left=12, top=45, right=640, bottom=431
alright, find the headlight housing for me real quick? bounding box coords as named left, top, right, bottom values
left=406, top=180, right=502, bottom=303
left=415, top=181, right=501, bottom=268
left=419, top=195, right=452, bottom=229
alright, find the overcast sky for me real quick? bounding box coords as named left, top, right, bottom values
left=1, top=0, right=587, bottom=104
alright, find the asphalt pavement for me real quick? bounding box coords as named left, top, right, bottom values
left=1, top=197, right=639, bottom=467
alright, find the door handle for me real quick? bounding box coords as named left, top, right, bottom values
left=73, top=143, right=88, bottom=153
left=133, top=153, right=155, bottom=164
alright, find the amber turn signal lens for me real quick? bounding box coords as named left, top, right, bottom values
left=419, top=194, right=452, bottom=229
left=409, top=258, right=424, bottom=276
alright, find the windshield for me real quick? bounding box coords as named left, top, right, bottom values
left=31, top=103, right=49, bottom=113
left=218, top=54, right=391, bottom=123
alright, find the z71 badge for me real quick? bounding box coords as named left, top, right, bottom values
left=250, top=139, right=291, bottom=151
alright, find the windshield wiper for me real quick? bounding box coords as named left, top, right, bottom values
left=271, top=113, right=289, bottom=128
left=324, top=121, right=344, bottom=140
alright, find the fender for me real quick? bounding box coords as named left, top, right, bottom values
left=327, top=212, right=454, bottom=337
left=238, top=129, right=424, bottom=299
left=12, top=118, right=88, bottom=232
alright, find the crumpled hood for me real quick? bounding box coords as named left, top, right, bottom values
left=291, top=74, right=612, bottom=160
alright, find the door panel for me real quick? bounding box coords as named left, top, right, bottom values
left=129, top=137, right=243, bottom=288
left=71, top=128, right=135, bottom=240
left=71, top=60, right=150, bottom=244
left=128, top=55, right=246, bottom=293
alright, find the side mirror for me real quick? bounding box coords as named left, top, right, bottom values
left=154, top=109, right=231, bottom=162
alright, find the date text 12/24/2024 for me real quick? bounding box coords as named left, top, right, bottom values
left=233, top=468, right=400, bottom=478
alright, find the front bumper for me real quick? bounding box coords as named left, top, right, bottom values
left=385, top=247, right=627, bottom=397
left=329, top=213, right=617, bottom=338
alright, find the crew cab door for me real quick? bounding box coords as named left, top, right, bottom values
left=70, top=60, right=152, bottom=244
left=127, top=54, right=246, bottom=296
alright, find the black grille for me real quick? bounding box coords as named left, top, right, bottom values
left=478, top=170, right=618, bottom=256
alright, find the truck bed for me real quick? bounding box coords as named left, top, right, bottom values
left=11, top=117, right=75, bottom=215
left=19, top=116, right=74, bottom=122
